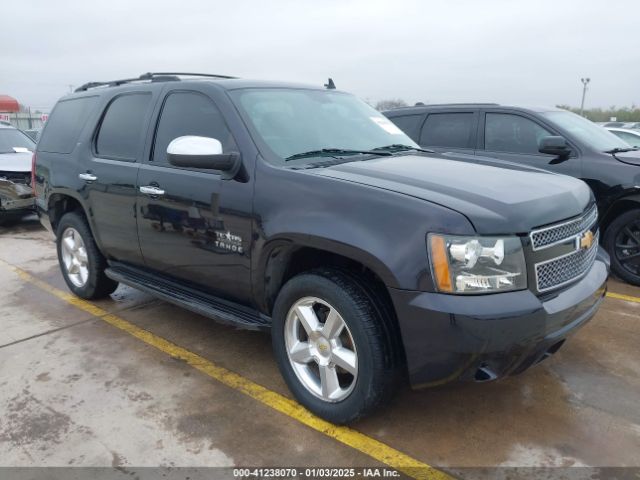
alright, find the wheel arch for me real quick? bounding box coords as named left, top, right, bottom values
left=255, top=236, right=400, bottom=316
left=47, top=191, right=98, bottom=241
left=600, top=193, right=640, bottom=235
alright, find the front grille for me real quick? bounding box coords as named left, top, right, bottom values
left=530, top=205, right=598, bottom=250
left=535, top=232, right=599, bottom=292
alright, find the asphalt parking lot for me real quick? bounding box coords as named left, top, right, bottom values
left=1, top=216, right=639, bottom=478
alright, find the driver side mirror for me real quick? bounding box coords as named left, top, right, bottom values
left=538, top=136, right=571, bottom=158
left=167, top=136, right=241, bottom=178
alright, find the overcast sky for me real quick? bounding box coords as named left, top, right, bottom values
left=2, top=0, right=638, bottom=111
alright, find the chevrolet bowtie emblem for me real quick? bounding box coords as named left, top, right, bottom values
left=580, top=231, right=594, bottom=250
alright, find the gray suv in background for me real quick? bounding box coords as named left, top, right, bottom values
left=384, top=104, right=640, bottom=286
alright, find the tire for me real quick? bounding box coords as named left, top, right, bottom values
left=271, top=268, right=397, bottom=424
left=56, top=211, right=119, bottom=299
left=603, top=208, right=640, bottom=286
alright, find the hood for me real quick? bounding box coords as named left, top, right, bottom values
left=311, top=154, right=592, bottom=234
left=0, top=151, right=32, bottom=172
left=612, top=149, right=640, bottom=167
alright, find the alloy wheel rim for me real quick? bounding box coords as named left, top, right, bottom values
left=284, top=296, right=358, bottom=403
left=614, top=220, right=640, bottom=276
left=60, top=227, right=89, bottom=288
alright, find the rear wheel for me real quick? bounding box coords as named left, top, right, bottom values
left=604, top=209, right=640, bottom=286
left=272, top=269, right=396, bottom=424
left=56, top=212, right=118, bottom=299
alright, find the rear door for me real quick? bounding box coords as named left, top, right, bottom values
left=82, top=89, right=158, bottom=265
left=477, top=109, right=581, bottom=177
left=417, top=109, right=479, bottom=154
left=136, top=86, right=253, bottom=304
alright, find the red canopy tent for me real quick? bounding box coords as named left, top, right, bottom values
left=0, top=95, right=20, bottom=112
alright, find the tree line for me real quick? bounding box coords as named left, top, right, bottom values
left=556, top=105, right=640, bottom=122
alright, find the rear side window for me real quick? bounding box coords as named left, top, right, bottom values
left=95, top=93, right=152, bottom=161
left=388, top=115, right=423, bottom=141
left=419, top=113, right=474, bottom=148
left=38, top=96, right=99, bottom=154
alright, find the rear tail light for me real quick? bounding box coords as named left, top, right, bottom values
left=31, top=152, right=37, bottom=197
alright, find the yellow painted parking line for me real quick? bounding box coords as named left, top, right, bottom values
left=606, top=292, right=640, bottom=304
left=0, top=259, right=451, bottom=480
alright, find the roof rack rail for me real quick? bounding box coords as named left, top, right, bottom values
left=75, top=72, right=237, bottom=92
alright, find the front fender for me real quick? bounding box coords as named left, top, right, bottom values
left=251, top=163, right=475, bottom=309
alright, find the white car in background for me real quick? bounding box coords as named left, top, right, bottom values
left=0, top=124, right=36, bottom=224
left=606, top=127, right=640, bottom=148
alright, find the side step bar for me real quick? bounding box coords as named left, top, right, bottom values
left=105, top=263, right=270, bottom=331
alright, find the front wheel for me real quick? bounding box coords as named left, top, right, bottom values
left=272, top=269, right=396, bottom=424
left=603, top=209, right=640, bottom=286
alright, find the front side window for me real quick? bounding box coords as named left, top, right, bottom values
left=484, top=113, right=551, bottom=154
left=230, top=89, right=417, bottom=164
left=419, top=113, right=474, bottom=148
left=152, top=91, right=236, bottom=166
left=95, top=93, right=152, bottom=161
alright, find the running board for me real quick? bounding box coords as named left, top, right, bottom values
left=105, top=264, right=270, bottom=331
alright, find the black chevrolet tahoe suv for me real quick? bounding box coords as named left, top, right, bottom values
left=384, top=103, right=640, bottom=286
left=35, top=73, right=608, bottom=423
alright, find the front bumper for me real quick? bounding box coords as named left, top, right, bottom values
left=390, top=248, right=609, bottom=388
left=0, top=178, right=34, bottom=213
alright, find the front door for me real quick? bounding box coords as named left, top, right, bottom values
left=136, top=88, right=253, bottom=304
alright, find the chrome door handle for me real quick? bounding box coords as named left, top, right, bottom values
left=139, top=185, right=165, bottom=196
left=78, top=173, right=98, bottom=182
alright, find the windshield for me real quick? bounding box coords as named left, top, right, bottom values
left=542, top=111, right=630, bottom=152
left=231, top=88, right=418, bottom=163
left=0, top=128, right=36, bottom=154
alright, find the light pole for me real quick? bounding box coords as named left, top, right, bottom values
left=580, top=78, right=590, bottom=116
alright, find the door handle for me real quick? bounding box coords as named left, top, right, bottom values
left=139, top=185, right=165, bottom=196
left=79, top=173, right=98, bottom=182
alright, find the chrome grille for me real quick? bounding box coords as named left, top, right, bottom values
left=530, top=205, right=598, bottom=251
left=535, top=233, right=599, bottom=292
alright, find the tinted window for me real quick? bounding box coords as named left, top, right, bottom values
left=38, top=96, right=98, bottom=154
left=420, top=113, right=474, bottom=148
left=152, top=91, right=236, bottom=166
left=485, top=113, right=552, bottom=154
left=96, top=93, right=152, bottom=160
left=388, top=114, right=423, bottom=141
left=0, top=128, right=36, bottom=153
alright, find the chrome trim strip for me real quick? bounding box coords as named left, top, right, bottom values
left=530, top=205, right=598, bottom=251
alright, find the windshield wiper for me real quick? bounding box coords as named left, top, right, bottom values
left=605, top=147, right=640, bottom=154
left=372, top=144, right=435, bottom=153
left=285, top=148, right=392, bottom=161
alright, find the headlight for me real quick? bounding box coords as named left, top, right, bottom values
left=428, top=234, right=527, bottom=294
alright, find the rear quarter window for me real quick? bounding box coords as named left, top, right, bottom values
left=38, top=96, right=99, bottom=154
